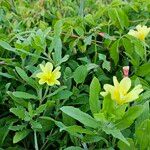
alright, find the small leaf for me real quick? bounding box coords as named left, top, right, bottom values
left=103, top=124, right=129, bottom=145
left=115, top=105, right=143, bottom=130
left=109, top=40, right=119, bottom=65
left=12, top=91, right=37, bottom=100
left=89, top=77, right=101, bottom=115
left=10, top=107, right=26, bottom=120
left=15, top=67, right=39, bottom=90
left=135, top=119, right=150, bottom=150
left=136, top=63, right=150, bottom=77
left=64, top=146, right=83, bottom=150
left=73, top=65, right=88, bottom=84
left=13, top=129, right=30, bottom=143
left=60, top=106, right=100, bottom=129
left=118, top=138, right=136, bottom=150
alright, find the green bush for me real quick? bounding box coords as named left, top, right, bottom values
left=0, top=0, right=150, bottom=149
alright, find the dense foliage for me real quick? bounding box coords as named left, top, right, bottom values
left=0, top=0, right=150, bottom=149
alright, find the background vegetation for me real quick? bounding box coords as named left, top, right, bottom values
left=0, top=0, right=150, bottom=149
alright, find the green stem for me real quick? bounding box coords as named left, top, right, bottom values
left=40, top=85, right=49, bottom=105
left=34, top=131, right=39, bottom=150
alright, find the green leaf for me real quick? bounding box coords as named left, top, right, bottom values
left=53, top=36, right=62, bottom=64
left=102, top=94, right=115, bottom=115
left=30, top=121, right=42, bottom=130
left=9, top=124, right=27, bottom=131
left=73, top=65, right=88, bottom=84
left=98, top=54, right=111, bottom=71
left=135, top=119, right=150, bottom=150
left=115, top=105, right=144, bottom=130
left=15, top=67, right=39, bottom=90
left=10, top=107, right=26, bottom=120
left=54, top=20, right=63, bottom=36
left=13, top=129, right=30, bottom=143
left=12, top=91, right=37, bottom=100
left=64, top=146, right=83, bottom=150
left=52, top=90, right=72, bottom=100
left=82, top=135, right=108, bottom=145
left=0, top=125, right=11, bottom=146
left=61, top=125, right=94, bottom=135
left=75, top=26, right=84, bottom=36
left=136, top=101, right=149, bottom=128
left=122, top=37, right=134, bottom=56
left=136, top=63, right=150, bottom=77
left=103, top=124, right=129, bottom=145
left=60, top=106, right=100, bottom=129
left=89, top=77, right=101, bottom=115
left=0, top=72, right=16, bottom=79
left=118, top=138, right=136, bottom=150
left=0, top=40, right=16, bottom=53
left=109, top=40, right=119, bottom=65
left=35, top=104, right=47, bottom=115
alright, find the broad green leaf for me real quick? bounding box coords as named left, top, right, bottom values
left=82, top=135, right=108, bottom=145
left=75, top=26, right=84, bottom=36
left=13, top=129, right=30, bottom=143
left=46, top=86, right=67, bottom=98
left=35, top=104, right=47, bottom=115
left=7, top=91, right=28, bottom=108
left=15, top=67, right=39, bottom=90
left=52, top=90, right=73, bottom=100
left=135, top=119, right=150, bottom=150
left=115, top=105, right=143, bottom=130
left=12, top=91, right=37, bottom=100
left=136, top=63, right=150, bottom=77
left=53, top=36, right=62, bottom=63
left=10, top=107, right=26, bottom=120
left=0, top=41, right=16, bottom=53
left=109, top=40, right=119, bottom=65
left=9, top=124, right=27, bottom=131
left=0, top=126, right=10, bottom=146
left=103, top=124, right=129, bottom=145
left=30, top=121, right=42, bottom=130
left=98, top=54, right=111, bottom=71
left=64, top=146, right=83, bottom=150
left=73, top=65, right=88, bottom=84
left=0, top=72, right=16, bottom=79
left=54, top=20, right=62, bottom=36
left=89, top=77, right=101, bottom=115
left=61, top=125, right=94, bottom=135
left=102, top=94, right=115, bottom=116
left=60, top=106, right=100, bottom=128
left=118, top=138, right=136, bottom=150
left=136, top=101, right=149, bottom=128
left=122, top=37, right=134, bottom=56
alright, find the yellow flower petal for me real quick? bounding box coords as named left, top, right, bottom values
left=119, top=77, right=131, bottom=94
left=36, top=72, right=43, bottom=78
left=36, top=62, right=61, bottom=86
left=100, top=91, right=108, bottom=97
left=39, top=79, right=45, bottom=85
left=128, top=24, right=150, bottom=41
left=113, top=76, right=119, bottom=87
left=39, top=64, right=45, bottom=72
left=45, top=62, right=53, bottom=72
left=125, top=84, right=143, bottom=102
left=100, top=76, right=143, bottom=105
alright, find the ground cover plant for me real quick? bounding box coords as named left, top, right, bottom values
left=0, top=0, right=150, bottom=149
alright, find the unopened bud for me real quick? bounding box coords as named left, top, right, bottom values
left=123, top=66, right=129, bottom=77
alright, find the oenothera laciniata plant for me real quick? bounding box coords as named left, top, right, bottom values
left=8, top=62, right=62, bottom=148
left=60, top=75, right=144, bottom=147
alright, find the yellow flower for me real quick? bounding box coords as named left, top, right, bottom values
left=36, top=62, right=61, bottom=86
left=100, top=76, right=143, bottom=105
left=128, top=24, right=150, bottom=41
